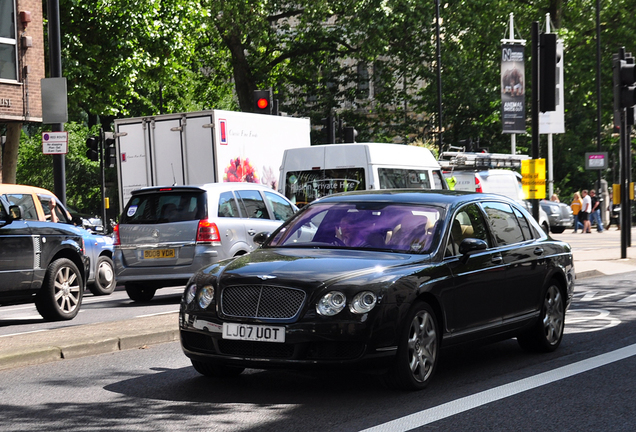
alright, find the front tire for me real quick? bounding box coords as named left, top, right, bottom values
left=35, top=258, right=84, bottom=321
left=384, top=301, right=439, bottom=391
left=88, top=256, right=116, bottom=296
left=191, top=360, right=245, bottom=377
left=125, top=283, right=157, bottom=302
left=518, top=282, right=565, bottom=352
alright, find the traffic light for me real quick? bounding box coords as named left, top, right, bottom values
left=617, top=58, right=636, bottom=109
left=103, top=132, right=116, bottom=168
left=321, top=115, right=336, bottom=143
left=344, top=126, right=358, bottom=143
left=540, top=32, right=557, bottom=112
left=86, top=136, right=99, bottom=161
left=253, top=89, right=272, bottom=114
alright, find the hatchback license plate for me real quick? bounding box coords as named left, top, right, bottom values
left=222, top=323, right=285, bottom=343
left=143, top=249, right=175, bottom=259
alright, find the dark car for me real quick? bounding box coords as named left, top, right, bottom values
left=0, top=196, right=89, bottom=321
left=540, top=200, right=574, bottom=234
left=179, top=190, right=574, bottom=390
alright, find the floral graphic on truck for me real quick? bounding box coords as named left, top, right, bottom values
left=224, top=157, right=259, bottom=183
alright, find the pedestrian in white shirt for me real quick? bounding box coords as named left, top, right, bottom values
left=581, top=189, right=592, bottom=233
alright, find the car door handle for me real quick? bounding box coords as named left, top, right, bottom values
left=534, top=247, right=544, bottom=256
left=248, top=229, right=256, bottom=236
left=491, top=255, right=503, bottom=264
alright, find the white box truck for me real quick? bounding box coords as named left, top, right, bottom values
left=113, top=110, right=311, bottom=208
left=279, top=143, right=448, bottom=207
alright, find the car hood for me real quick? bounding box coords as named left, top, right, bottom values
left=217, top=247, right=429, bottom=288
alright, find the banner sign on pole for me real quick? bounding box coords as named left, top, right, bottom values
left=521, top=159, right=546, bottom=199
left=501, top=44, right=526, bottom=134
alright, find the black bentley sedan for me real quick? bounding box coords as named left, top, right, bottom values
left=179, top=190, right=574, bottom=390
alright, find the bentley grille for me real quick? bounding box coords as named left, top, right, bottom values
left=221, top=285, right=306, bottom=319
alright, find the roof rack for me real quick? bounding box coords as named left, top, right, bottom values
left=439, top=151, right=530, bottom=170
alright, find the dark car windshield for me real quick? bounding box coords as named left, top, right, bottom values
left=121, top=192, right=206, bottom=224
left=268, top=202, right=445, bottom=254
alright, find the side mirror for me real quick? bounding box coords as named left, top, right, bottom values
left=253, top=232, right=270, bottom=246
left=9, top=205, right=22, bottom=220
left=459, top=238, right=487, bottom=255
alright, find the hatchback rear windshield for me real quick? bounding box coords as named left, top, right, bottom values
left=121, top=192, right=206, bottom=224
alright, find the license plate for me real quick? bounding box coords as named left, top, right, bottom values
left=222, top=323, right=285, bottom=343
left=143, top=249, right=175, bottom=259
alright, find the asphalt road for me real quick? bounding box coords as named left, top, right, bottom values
left=1, top=271, right=635, bottom=432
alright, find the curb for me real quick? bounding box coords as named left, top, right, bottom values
left=0, top=314, right=179, bottom=371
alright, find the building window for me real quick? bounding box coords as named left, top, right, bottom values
left=357, top=62, right=369, bottom=99
left=0, top=0, right=18, bottom=81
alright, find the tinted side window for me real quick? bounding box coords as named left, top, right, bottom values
left=513, top=207, right=533, bottom=240
left=446, top=203, right=490, bottom=256
left=3, top=194, right=38, bottom=220
left=378, top=168, right=431, bottom=189
left=236, top=190, right=269, bottom=219
left=218, top=192, right=240, bottom=218
left=482, top=201, right=524, bottom=246
left=264, top=191, right=295, bottom=221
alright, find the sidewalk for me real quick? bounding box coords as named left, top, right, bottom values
left=2, top=227, right=635, bottom=371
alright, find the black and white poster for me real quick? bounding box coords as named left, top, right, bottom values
left=501, top=44, right=526, bottom=134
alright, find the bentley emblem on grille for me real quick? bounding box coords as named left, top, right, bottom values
left=152, top=229, right=159, bottom=238
left=257, top=275, right=276, bottom=280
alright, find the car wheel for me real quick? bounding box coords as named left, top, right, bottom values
left=550, top=227, right=566, bottom=234
left=35, top=258, right=84, bottom=321
left=191, top=360, right=245, bottom=377
left=542, top=222, right=550, bottom=235
left=125, top=283, right=157, bottom=302
left=384, top=301, right=439, bottom=391
left=88, top=256, right=116, bottom=296
left=518, top=282, right=565, bottom=352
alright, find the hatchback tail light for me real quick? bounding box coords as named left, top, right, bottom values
left=113, top=224, right=121, bottom=246
left=197, top=220, right=221, bottom=244
left=475, top=176, right=483, bottom=193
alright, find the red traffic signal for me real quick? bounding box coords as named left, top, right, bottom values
left=254, top=89, right=272, bottom=114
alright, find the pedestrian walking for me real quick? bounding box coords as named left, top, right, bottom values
left=589, top=189, right=604, bottom=232
left=571, top=192, right=583, bottom=233
left=580, top=189, right=592, bottom=233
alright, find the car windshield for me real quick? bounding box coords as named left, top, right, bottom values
left=268, top=202, right=445, bottom=254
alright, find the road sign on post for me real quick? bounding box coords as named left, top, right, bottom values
left=521, top=158, right=546, bottom=199
left=42, top=132, right=69, bottom=154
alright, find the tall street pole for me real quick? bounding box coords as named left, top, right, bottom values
left=596, top=0, right=603, bottom=203
left=435, top=0, right=443, bottom=154
left=47, top=0, right=66, bottom=204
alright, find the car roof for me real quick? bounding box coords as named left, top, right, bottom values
left=311, top=189, right=517, bottom=207
left=0, top=183, right=57, bottom=196
left=131, top=182, right=280, bottom=195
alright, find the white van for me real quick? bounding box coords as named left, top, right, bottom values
left=279, top=143, right=448, bottom=206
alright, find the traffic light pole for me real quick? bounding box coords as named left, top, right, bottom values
left=531, top=22, right=540, bottom=223
left=99, top=128, right=107, bottom=233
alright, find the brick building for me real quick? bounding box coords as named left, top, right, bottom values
left=0, top=0, right=44, bottom=121
left=1, top=0, right=45, bottom=182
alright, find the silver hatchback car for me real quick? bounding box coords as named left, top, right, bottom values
left=114, top=183, right=298, bottom=301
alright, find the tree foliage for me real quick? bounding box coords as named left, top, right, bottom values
left=12, top=0, right=636, bottom=208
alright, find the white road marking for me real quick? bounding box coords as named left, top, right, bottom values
left=360, top=343, right=636, bottom=432
left=136, top=310, right=178, bottom=318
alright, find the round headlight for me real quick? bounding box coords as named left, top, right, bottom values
left=198, top=285, right=215, bottom=309
left=350, top=291, right=377, bottom=314
left=316, top=291, right=347, bottom=316
left=184, top=284, right=197, bottom=304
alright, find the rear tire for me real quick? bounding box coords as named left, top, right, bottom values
left=88, top=256, right=116, bottom=296
left=383, top=301, right=439, bottom=391
left=35, top=258, right=84, bottom=321
left=550, top=227, right=565, bottom=234
left=191, top=360, right=245, bottom=377
left=125, top=283, right=157, bottom=302
left=518, top=282, right=565, bottom=352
